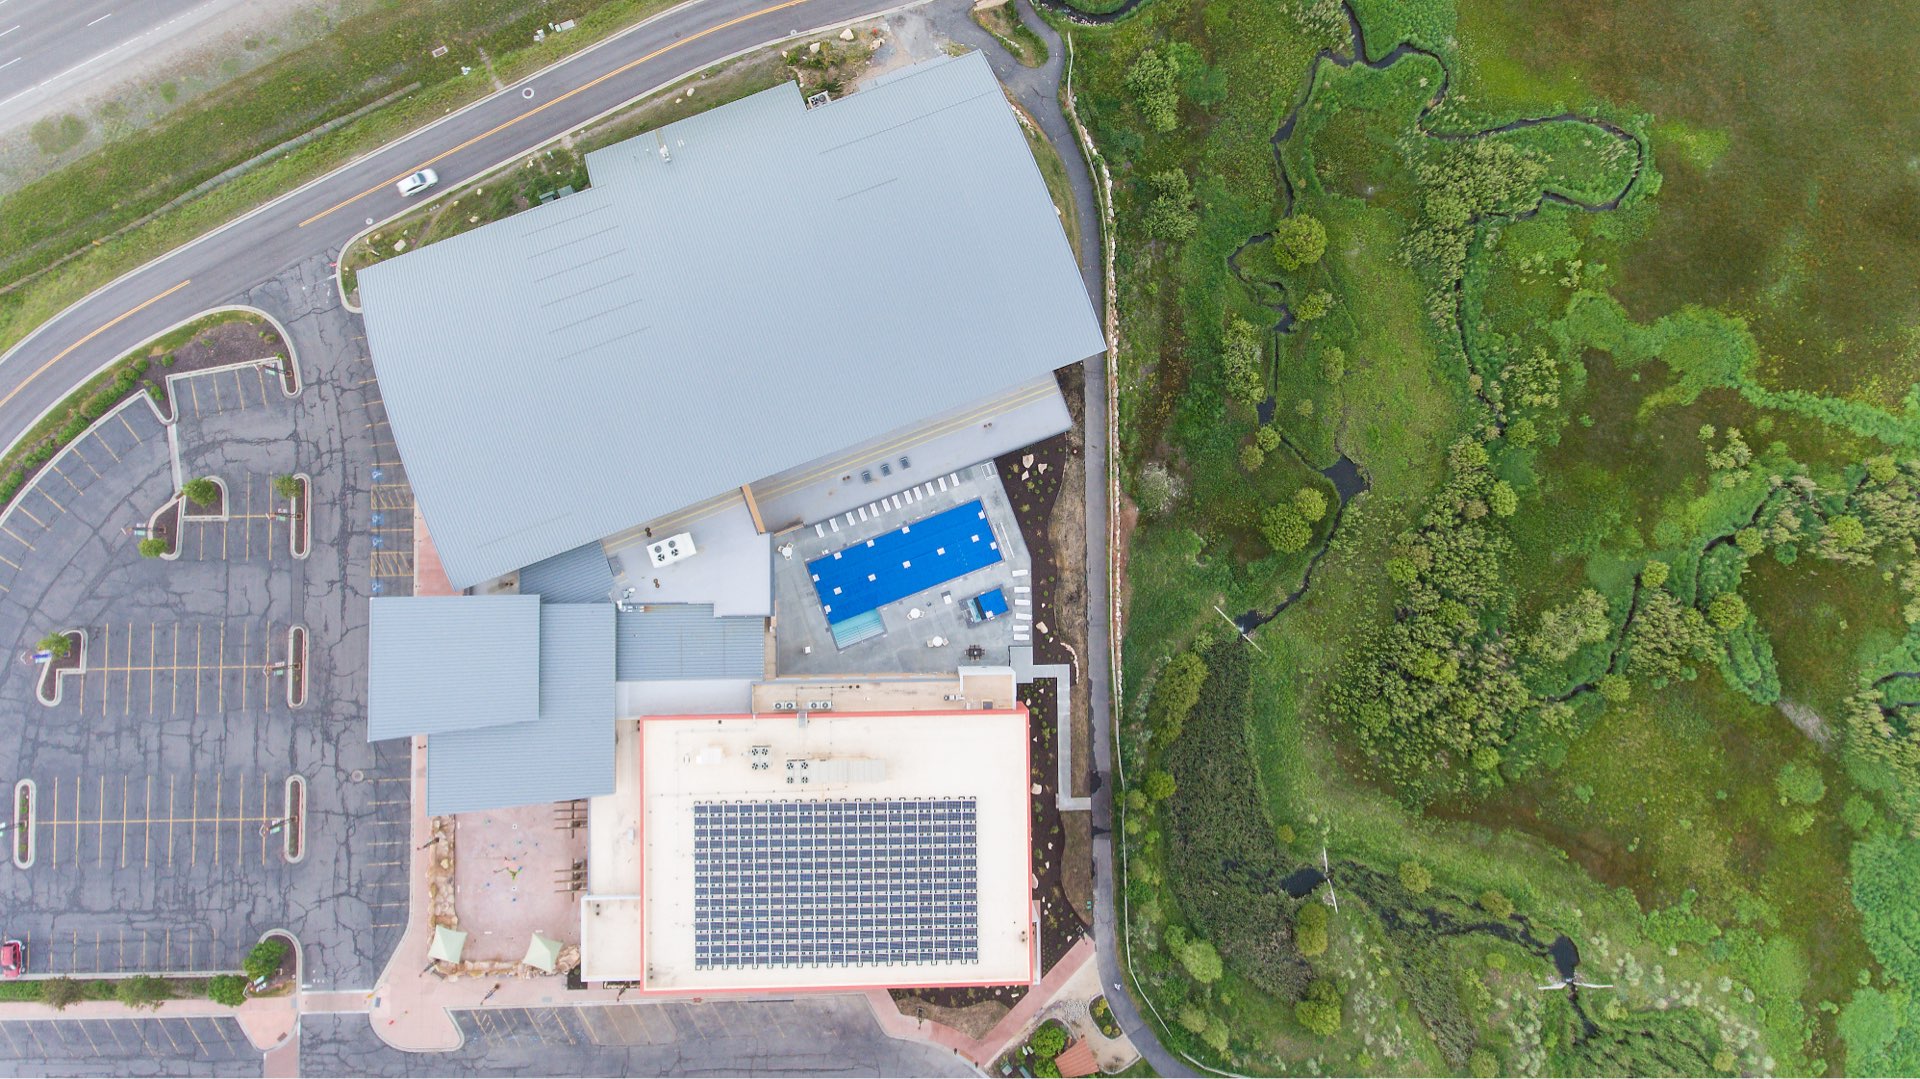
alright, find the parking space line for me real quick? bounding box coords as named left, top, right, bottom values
left=144, top=775, right=153, bottom=868
left=96, top=775, right=105, bottom=867
left=117, top=413, right=143, bottom=444
left=50, top=463, right=83, bottom=494
left=194, top=625, right=202, bottom=714
left=120, top=776, right=129, bottom=868
left=241, top=621, right=249, bottom=715
left=167, top=775, right=175, bottom=868
left=91, top=431, right=122, bottom=463
left=211, top=372, right=225, bottom=412
left=189, top=379, right=201, bottom=417
left=190, top=778, right=199, bottom=866
left=13, top=502, right=44, bottom=527
left=171, top=623, right=180, bottom=714
left=212, top=774, right=222, bottom=864
left=0, top=551, right=19, bottom=571
left=99, top=621, right=110, bottom=716
left=255, top=365, right=270, bottom=407
left=48, top=776, right=58, bottom=868
left=216, top=622, right=226, bottom=713
left=183, top=1013, right=209, bottom=1055
left=149, top=622, right=156, bottom=716
left=124, top=621, right=132, bottom=715
left=1, top=523, right=32, bottom=549
left=67, top=441, right=103, bottom=477
left=35, top=487, right=64, bottom=515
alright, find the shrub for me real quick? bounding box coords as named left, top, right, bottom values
left=1239, top=444, right=1265, bottom=471
left=1033, top=1060, right=1060, bottom=1079
left=1598, top=673, right=1632, bottom=704
left=138, top=537, right=168, bottom=558
left=116, top=975, right=171, bottom=1010
left=1029, top=1022, right=1067, bottom=1059
left=39, top=977, right=85, bottom=1010
left=206, top=974, right=247, bottom=1007
left=1221, top=316, right=1264, bottom=406
left=1469, top=1048, right=1500, bottom=1077
left=36, top=632, right=70, bottom=659
left=181, top=477, right=219, bottom=507
left=245, top=937, right=290, bottom=982
left=1479, top=890, right=1514, bottom=920
left=1295, top=977, right=1343, bottom=1036
left=1641, top=559, right=1671, bottom=588
left=1145, top=770, right=1176, bottom=803
left=1488, top=479, right=1518, bottom=517
left=1775, top=760, right=1826, bottom=805
left=1400, top=860, right=1432, bottom=894
left=1124, top=48, right=1180, bottom=133
left=1177, top=1003, right=1209, bottom=1033
left=1256, top=425, right=1282, bottom=452
left=273, top=473, right=302, bottom=500
left=1292, top=288, right=1334, bottom=321
left=1142, top=169, right=1198, bottom=242
left=1294, top=901, right=1330, bottom=957
left=1176, top=937, right=1223, bottom=984
left=1202, top=1014, right=1229, bottom=1054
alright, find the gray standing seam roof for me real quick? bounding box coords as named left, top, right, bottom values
left=367, top=595, right=541, bottom=740
left=616, top=604, right=765, bottom=681
left=427, top=604, right=616, bottom=815
left=360, top=51, right=1105, bottom=589
left=518, top=541, right=617, bottom=604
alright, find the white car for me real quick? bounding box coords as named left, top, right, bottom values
left=395, top=169, right=439, bottom=197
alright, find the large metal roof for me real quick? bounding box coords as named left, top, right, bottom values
left=359, top=50, right=1104, bottom=588
left=518, top=541, right=617, bottom=604
left=366, top=595, right=540, bottom=740
left=426, top=604, right=616, bottom=815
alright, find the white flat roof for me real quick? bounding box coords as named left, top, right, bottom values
left=634, top=710, right=1031, bottom=993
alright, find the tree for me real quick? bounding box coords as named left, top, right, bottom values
left=1776, top=760, right=1826, bottom=805
left=138, top=537, right=168, bottom=558
left=1145, top=770, right=1177, bottom=802
left=1294, top=977, right=1342, bottom=1037
left=1270, top=215, right=1327, bottom=270
left=1030, top=1022, right=1067, bottom=1059
left=1598, top=673, right=1632, bottom=704
left=39, top=976, right=85, bottom=1010
left=36, top=632, right=70, bottom=659
left=116, top=974, right=172, bottom=1011
left=1239, top=444, right=1265, bottom=471
left=1641, top=559, right=1671, bottom=589
left=181, top=477, right=219, bottom=507
left=1256, top=425, right=1282, bottom=453
left=1151, top=652, right=1207, bottom=740
left=1479, top=890, right=1514, bottom=920
left=1530, top=589, right=1611, bottom=662
left=1708, top=592, right=1749, bottom=630
left=1176, top=937, right=1222, bottom=984
left=1177, top=1003, right=1209, bottom=1034
left=1628, top=590, right=1714, bottom=685
left=1399, top=860, right=1432, bottom=894
left=1124, top=48, right=1180, bottom=132
left=1734, top=527, right=1764, bottom=554
left=1292, top=288, right=1333, bottom=321
left=245, top=937, right=290, bottom=982
left=1142, top=169, right=1198, bottom=242
left=1488, top=479, right=1518, bottom=518
left=273, top=473, right=302, bottom=500
left=1261, top=505, right=1312, bottom=554
left=206, top=974, right=248, bottom=1007
left=1469, top=1048, right=1500, bottom=1078
left=1294, top=901, right=1330, bottom=957
left=1221, top=317, right=1264, bottom=406
left=1292, top=486, right=1328, bottom=523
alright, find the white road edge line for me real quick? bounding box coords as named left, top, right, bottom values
left=87, top=13, right=113, bottom=28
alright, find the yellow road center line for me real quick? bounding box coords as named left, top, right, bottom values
left=0, top=280, right=192, bottom=411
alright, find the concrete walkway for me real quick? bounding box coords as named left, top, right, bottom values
left=863, top=935, right=1102, bottom=1067
left=1011, top=644, right=1089, bottom=811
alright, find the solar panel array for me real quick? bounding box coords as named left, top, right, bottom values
left=692, top=798, right=980, bottom=969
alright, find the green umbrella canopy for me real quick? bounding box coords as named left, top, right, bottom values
left=523, top=932, right=563, bottom=974
left=429, top=925, right=468, bottom=964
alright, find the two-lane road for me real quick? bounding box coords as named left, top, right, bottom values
left=0, top=0, right=898, bottom=451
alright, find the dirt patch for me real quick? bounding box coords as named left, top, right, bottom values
left=884, top=993, right=1011, bottom=1040
left=1775, top=699, right=1833, bottom=746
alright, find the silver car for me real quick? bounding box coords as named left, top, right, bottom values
left=395, top=169, right=439, bottom=197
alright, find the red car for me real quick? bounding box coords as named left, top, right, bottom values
left=1, top=939, right=24, bottom=979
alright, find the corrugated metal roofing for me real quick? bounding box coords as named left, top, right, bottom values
left=427, top=604, right=616, bottom=815
left=615, top=604, right=765, bottom=681
left=518, top=541, right=617, bottom=604
left=367, top=595, right=540, bottom=740
left=360, top=50, right=1104, bottom=588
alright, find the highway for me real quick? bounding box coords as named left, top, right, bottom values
left=0, top=0, right=241, bottom=107
left=0, top=0, right=898, bottom=453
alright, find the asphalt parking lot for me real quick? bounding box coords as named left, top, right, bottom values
left=0, top=255, right=411, bottom=989
left=0, top=1015, right=257, bottom=1077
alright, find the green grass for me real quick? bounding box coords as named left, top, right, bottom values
left=973, top=3, right=1049, bottom=68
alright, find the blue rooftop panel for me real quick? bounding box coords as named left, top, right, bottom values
left=807, top=500, right=1002, bottom=625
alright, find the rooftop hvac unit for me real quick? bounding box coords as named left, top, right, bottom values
left=647, top=531, right=696, bottom=567
left=771, top=701, right=797, bottom=712
left=805, top=700, right=834, bottom=711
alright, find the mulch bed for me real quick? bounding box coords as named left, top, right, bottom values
left=995, top=372, right=1080, bottom=668
left=153, top=318, right=290, bottom=413
left=1023, top=677, right=1090, bottom=970
left=181, top=483, right=224, bottom=519
left=148, top=499, right=180, bottom=555
left=36, top=631, right=83, bottom=700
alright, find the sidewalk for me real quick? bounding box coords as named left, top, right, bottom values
left=0, top=992, right=297, bottom=1051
